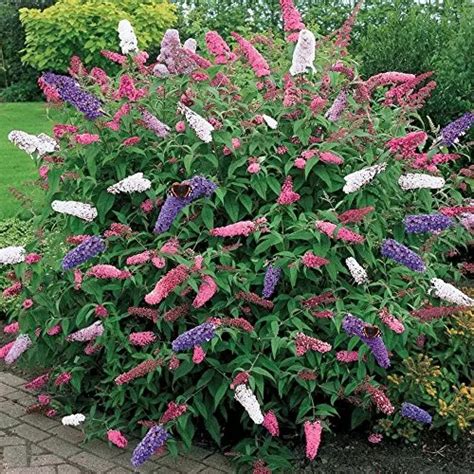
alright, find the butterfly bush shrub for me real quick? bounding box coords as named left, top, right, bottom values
left=3, top=2, right=473, bottom=471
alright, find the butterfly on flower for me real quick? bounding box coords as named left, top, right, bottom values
left=363, top=324, right=381, bottom=339
left=170, top=182, right=192, bottom=198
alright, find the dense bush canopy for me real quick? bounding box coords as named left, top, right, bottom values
left=19, top=0, right=177, bottom=71
left=2, top=1, right=473, bottom=471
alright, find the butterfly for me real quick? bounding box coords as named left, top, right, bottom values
left=363, top=325, right=381, bottom=339
left=170, top=182, right=192, bottom=198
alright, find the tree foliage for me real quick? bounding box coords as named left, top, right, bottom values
left=20, top=0, right=177, bottom=71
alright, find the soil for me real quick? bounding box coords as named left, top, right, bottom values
left=300, top=431, right=473, bottom=473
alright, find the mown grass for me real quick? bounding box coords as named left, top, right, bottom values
left=0, top=102, right=59, bottom=220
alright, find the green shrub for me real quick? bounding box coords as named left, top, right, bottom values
left=3, top=4, right=473, bottom=471
left=20, top=0, right=177, bottom=71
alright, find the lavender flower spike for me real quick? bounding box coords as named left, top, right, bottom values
left=342, top=314, right=390, bottom=368
left=380, top=239, right=426, bottom=272
left=141, top=109, right=170, bottom=138
left=62, top=236, right=106, bottom=270
left=403, top=214, right=453, bottom=234
left=154, top=176, right=217, bottom=234
left=171, top=322, right=215, bottom=351
left=131, top=425, right=169, bottom=467
left=401, top=402, right=432, bottom=424
left=439, top=112, right=474, bottom=146
left=41, top=73, right=102, bottom=120
left=5, top=334, right=32, bottom=365
left=262, top=264, right=281, bottom=299
left=325, top=89, right=347, bottom=122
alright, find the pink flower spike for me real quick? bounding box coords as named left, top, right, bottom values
left=378, top=308, right=405, bottom=334
left=247, top=162, right=261, bottom=174
left=0, top=341, right=15, bottom=359
left=277, top=176, right=300, bottom=205
left=192, top=346, right=206, bottom=364
left=4, top=322, right=20, bottom=334
left=38, top=393, right=51, bottom=405
left=301, top=251, right=329, bottom=269
left=25, top=253, right=42, bottom=264
left=315, top=220, right=365, bottom=244
left=129, top=331, right=156, bottom=347
left=86, top=264, right=131, bottom=280
left=193, top=275, right=218, bottom=308
left=336, top=350, right=359, bottom=363
left=22, top=299, right=33, bottom=310
left=319, top=151, right=344, bottom=165
left=210, top=221, right=257, bottom=238
left=160, top=401, right=188, bottom=424
left=231, top=33, right=270, bottom=77
left=47, top=325, right=61, bottom=336
left=368, top=433, right=383, bottom=444
left=54, top=372, right=72, bottom=387
left=160, top=237, right=180, bottom=254
left=107, top=430, right=128, bottom=449
left=95, top=305, right=108, bottom=318
left=205, top=31, right=237, bottom=64
left=151, top=256, right=166, bottom=269
left=25, top=373, right=49, bottom=390
left=122, top=136, right=141, bottom=147
left=75, top=133, right=100, bottom=145
left=304, top=420, right=322, bottom=460
left=262, top=411, right=279, bottom=436
left=126, top=250, right=153, bottom=265
left=145, top=264, right=190, bottom=305
left=295, top=333, right=332, bottom=356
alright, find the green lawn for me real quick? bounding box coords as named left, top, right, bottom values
left=0, top=102, right=60, bottom=219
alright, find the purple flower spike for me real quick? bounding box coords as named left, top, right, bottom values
left=404, top=214, right=453, bottom=234
left=171, top=322, right=215, bottom=351
left=262, top=264, right=281, bottom=299
left=401, top=402, right=432, bottom=424
left=62, top=236, right=106, bottom=270
left=342, top=314, right=391, bottom=368
left=41, top=73, right=102, bottom=120
left=131, top=425, right=169, bottom=467
left=380, top=239, right=425, bottom=272
left=153, top=176, right=217, bottom=234
left=440, top=112, right=474, bottom=146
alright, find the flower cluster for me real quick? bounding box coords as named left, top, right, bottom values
left=154, top=176, right=217, bottom=233
left=131, top=425, right=169, bottom=467
left=62, top=413, right=85, bottom=427
left=398, top=173, right=445, bottom=190
left=343, top=163, right=387, bottom=194
left=115, top=359, right=162, bottom=385
left=400, top=403, right=432, bottom=424
left=380, top=239, right=426, bottom=272
left=403, top=214, right=453, bottom=233
left=345, top=257, right=368, bottom=285
left=289, top=30, right=315, bottom=75
left=8, top=130, right=57, bottom=156
left=342, top=314, right=390, bottom=368
left=430, top=278, right=474, bottom=306
left=304, top=421, right=322, bottom=461
left=107, top=173, right=151, bottom=194
left=234, top=384, right=264, bottom=424
left=0, top=246, right=25, bottom=265
left=262, top=264, right=281, bottom=299
left=145, top=264, right=190, bottom=305
left=51, top=200, right=97, bottom=222
left=171, top=322, right=216, bottom=351
left=41, top=73, right=102, bottom=120
left=62, top=236, right=106, bottom=270
left=295, top=333, right=332, bottom=356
